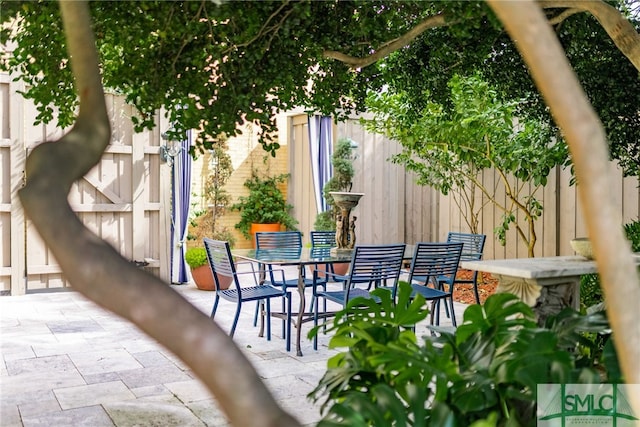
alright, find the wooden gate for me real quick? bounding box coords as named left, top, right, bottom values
left=1, top=72, right=170, bottom=295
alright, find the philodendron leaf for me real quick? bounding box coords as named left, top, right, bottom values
left=371, top=384, right=408, bottom=427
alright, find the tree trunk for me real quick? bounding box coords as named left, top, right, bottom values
left=17, top=2, right=300, bottom=426
left=489, top=0, right=640, bottom=416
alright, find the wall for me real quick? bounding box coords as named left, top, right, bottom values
left=189, top=120, right=290, bottom=249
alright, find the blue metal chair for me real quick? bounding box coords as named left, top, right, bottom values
left=310, top=230, right=350, bottom=281
left=312, top=244, right=406, bottom=350
left=310, top=230, right=337, bottom=247
left=253, top=231, right=326, bottom=332
left=446, top=232, right=486, bottom=304
left=407, top=242, right=463, bottom=327
left=203, top=238, right=291, bottom=350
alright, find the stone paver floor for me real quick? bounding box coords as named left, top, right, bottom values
left=1, top=270, right=466, bottom=426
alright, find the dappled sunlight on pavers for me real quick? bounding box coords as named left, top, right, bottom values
left=0, top=266, right=466, bottom=426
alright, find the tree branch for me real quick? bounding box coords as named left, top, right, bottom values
left=488, top=0, right=640, bottom=415
left=547, top=7, right=583, bottom=25
left=322, top=1, right=640, bottom=76
left=17, top=2, right=300, bottom=426
left=322, top=13, right=451, bottom=69
left=538, top=0, right=640, bottom=71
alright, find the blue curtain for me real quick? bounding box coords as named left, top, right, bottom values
left=171, top=130, right=192, bottom=284
left=308, top=115, right=333, bottom=213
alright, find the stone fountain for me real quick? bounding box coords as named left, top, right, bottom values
left=329, top=191, right=364, bottom=253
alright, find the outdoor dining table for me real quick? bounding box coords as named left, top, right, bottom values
left=232, top=245, right=415, bottom=356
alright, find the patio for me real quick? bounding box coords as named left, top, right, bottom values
left=0, top=269, right=467, bottom=427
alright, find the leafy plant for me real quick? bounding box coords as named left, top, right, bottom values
left=579, top=218, right=640, bottom=311
left=187, top=136, right=236, bottom=249
left=231, top=171, right=298, bottom=239
left=623, top=219, right=640, bottom=252
left=185, top=247, right=208, bottom=269
left=309, top=285, right=618, bottom=426
left=578, top=219, right=640, bottom=363
left=314, top=138, right=356, bottom=231
left=362, top=73, right=569, bottom=256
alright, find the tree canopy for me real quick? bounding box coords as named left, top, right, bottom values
left=363, top=73, right=569, bottom=256
left=2, top=1, right=639, bottom=174
left=4, top=1, right=640, bottom=423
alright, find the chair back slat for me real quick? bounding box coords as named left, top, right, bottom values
left=203, top=238, right=239, bottom=294
left=310, top=231, right=337, bottom=247
left=446, top=232, right=486, bottom=261
left=409, top=242, right=464, bottom=286
left=346, top=244, right=406, bottom=290
left=255, top=231, right=303, bottom=249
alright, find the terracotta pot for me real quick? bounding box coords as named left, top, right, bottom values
left=190, top=265, right=232, bottom=291
left=316, top=262, right=350, bottom=278
left=250, top=223, right=281, bottom=247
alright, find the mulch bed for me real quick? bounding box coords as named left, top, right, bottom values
left=452, top=270, right=498, bottom=305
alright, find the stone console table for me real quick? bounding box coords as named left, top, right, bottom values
left=461, top=255, right=640, bottom=324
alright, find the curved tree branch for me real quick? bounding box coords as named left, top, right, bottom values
left=17, top=2, right=300, bottom=426
left=547, top=7, right=583, bottom=25
left=538, top=0, right=640, bottom=70
left=488, top=0, right=640, bottom=415
left=323, top=1, right=640, bottom=74
left=322, top=12, right=451, bottom=68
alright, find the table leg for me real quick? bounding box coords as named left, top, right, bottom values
left=258, top=263, right=266, bottom=338
left=295, top=264, right=305, bottom=357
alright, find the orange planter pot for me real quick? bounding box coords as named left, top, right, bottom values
left=316, top=261, right=350, bottom=278
left=190, top=265, right=232, bottom=291
left=250, top=223, right=281, bottom=247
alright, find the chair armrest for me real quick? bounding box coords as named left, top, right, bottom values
left=234, top=267, right=287, bottom=288
left=235, top=260, right=257, bottom=274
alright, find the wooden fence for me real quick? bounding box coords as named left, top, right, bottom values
left=290, top=115, right=640, bottom=259
left=3, top=80, right=639, bottom=295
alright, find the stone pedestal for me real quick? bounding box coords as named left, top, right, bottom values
left=329, top=192, right=364, bottom=252
left=495, top=274, right=580, bottom=325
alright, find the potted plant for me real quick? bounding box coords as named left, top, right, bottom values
left=184, top=247, right=216, bottom=291
left=185, top=136, right=235, bottom=291
left=231, top=170, right=299, bottom=244
left=314, top=138, right=357, bottom=274
left=186, top=216, right=236, bottom=291
left=314, top=137, right=356, bottom=231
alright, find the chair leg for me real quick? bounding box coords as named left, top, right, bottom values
left=449, top=296, right=457, bottom=327
left=252, top=301, right=260, bottom=327
left=210, top=294, right=220, bottom=319
left=286, top=293, right=292, bottom=352
left=230, top=301, right=242, bottom=338
left=265, top=299, right=271, bottom=341
left=313, top=294, right=320, bottom=350
left=281, top=295, right=286, bottom=338
left=322, top=289, right=327, bottom=333
left=440, top=282, right=451, bottom=319
left=429, top=300, right=436, bottom=326
left=472, top=273, right=481, bottom=304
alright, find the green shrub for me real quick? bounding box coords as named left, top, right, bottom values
left=623, top=219, right=640, bottom=252
left=185, top=247, right=208, bottom=269
left=579, top=218, right=640, bottom=311
left=309, top=285, right=618, bottom=426
left=314, top=138, right=356, bottom=231
left=231, top=171, right=298, bottom=239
